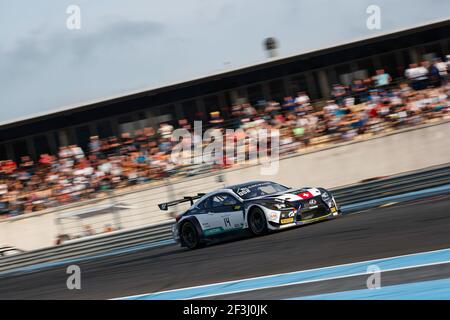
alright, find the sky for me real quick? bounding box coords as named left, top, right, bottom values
left=0, top=0, right=449, bottom=124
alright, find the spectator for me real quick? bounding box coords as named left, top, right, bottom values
left=103, top=224, right=114, bottom=233
left=158, top=122, right=174, bottom=140
left=209, top=111, right=224, bottom=125
left=70, top=144, right=84, bottom=160
left=88, top=136, right=101, bottom=155
left=83, top=225, right=95, bottom=237
left=178, top=119, right=192, bottom=130
left=405, top=63, right=429, bottom=90
left=38, top=153, right=53, bottom=166
left=331, top=83, right=348, bottom=106
left=372, top=69, right=392, bottom=88
left=2, top=159, right=17, bottom=174
left=446, top=55, right=450, bottom=78
left=294, top=91, right=310, bottom=107
left=351, top=79, right=369, bottom=104
left=323, top=100, right=339, bottom=115
left=0, top=183, right=7, bottom=197
left=430, top=58, right=448, bottom=87
left=55, top=234, right=70, bottom=245
left=282, top=96, right=296, bottom=112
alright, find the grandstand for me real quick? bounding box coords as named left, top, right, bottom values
left=0, top=19, right=449, bottom=161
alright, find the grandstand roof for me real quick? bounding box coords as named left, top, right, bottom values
left=1, top=18, right=449, bottom=134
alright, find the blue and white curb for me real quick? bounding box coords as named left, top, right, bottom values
left=290, top=277, right=450, bottom=300
left=116, top=247, right=450, bottom=300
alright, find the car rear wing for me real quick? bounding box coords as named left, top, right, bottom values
left=158, top=193, right=206, bottom=211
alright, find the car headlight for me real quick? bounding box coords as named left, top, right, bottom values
left=260, top=201, right=288, bottom=210
left=272, top=203, right=288, bottom=210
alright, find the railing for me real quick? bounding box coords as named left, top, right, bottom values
left=56, top=174, right=228, bottom=238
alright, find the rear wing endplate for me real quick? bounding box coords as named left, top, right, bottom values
left=158, top=193, right=206, bottom=211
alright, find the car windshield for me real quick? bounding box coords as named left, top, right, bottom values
left=233, top=182, right=289, bottom=199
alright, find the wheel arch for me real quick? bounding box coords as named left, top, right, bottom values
left=244, top=204, right=269, bottom=226
left=178, top=216, right=205, bottom=246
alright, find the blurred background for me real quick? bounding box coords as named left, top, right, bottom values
left=0, top=1, right=449, bottom=251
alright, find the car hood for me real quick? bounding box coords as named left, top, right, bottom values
left=244, top=187, right=322, bottom=204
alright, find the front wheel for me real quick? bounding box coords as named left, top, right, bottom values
left=180, top=221, right=200, bottom=249
left=248, top=207, right=268, bottom=236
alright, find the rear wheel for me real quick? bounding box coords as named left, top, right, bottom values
left=180, top=221, right=200, bottom=249
left=248, top=207, right=268, bottom=236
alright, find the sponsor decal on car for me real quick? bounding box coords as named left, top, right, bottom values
left=280, top=217, right=294, bottom=224
left=297, top=191, right=313, bottom=199
left=203, top=227, right=224, bottom=236
left=308, top=198, right=318, bottom=209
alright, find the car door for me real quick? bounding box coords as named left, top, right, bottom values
left=209, top=193, right=245, bottom=232
left=193, top=196, right=226, bottom=236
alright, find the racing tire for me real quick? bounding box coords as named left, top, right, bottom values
left=180, top=221, right=200, bottom=249
left=248, top=207, right=268, bottom=236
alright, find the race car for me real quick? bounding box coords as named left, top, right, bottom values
left=158, top=181, right=341, bottom=249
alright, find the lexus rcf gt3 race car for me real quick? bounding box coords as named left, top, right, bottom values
left=158, top=181, right=341, bottom=249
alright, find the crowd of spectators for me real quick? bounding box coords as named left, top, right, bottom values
left=1, top=56, right=449, bottom=218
